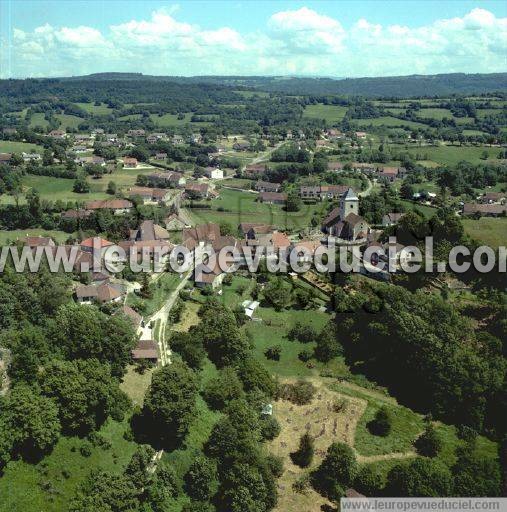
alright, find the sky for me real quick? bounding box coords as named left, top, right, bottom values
left=0, top=0, right=506, bottom=79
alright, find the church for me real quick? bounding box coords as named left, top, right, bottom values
left=321, top=188, right=370, bottom=241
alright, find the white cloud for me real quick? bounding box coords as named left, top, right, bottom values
left=1, top=6, right=506, bottom=78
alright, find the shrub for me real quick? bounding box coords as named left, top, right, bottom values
left=368, top=406, right=392, bottom=437
left=80, top=442, right=92, bottom=457
left=414, top=424, right=443, bottom=457
left=265, top=345, right=282, bottom=361
left=278, top=380, right=316, bottom=405
left=290, top=433, right=314, bottom=468
left=260, top=415, right=281, bottom=441
left=298, top=349, right=313, bottom=362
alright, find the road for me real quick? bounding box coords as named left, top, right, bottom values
left=147, top=270, right=193, bottom=366
left=359, top=176, right=374, bottom=197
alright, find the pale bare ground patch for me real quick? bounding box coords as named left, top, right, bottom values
left=120, top=364, right=155, bottom=407
left=270, top=377, right=419, bottom=510
left=270, top=377, right=367, bottom=512
left=171, top=301, right=200, bottom=332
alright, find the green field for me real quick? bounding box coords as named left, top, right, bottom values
left=187, top=188, right=326, bottom=231
left=303, top=104, right=348, bottom=123
left=395, top=144, right=497, bottom=166
left=0, top=141, right=43, bottom=153
left=355, top=117, right=427, bottom=129
left=55, top=114, right=84, bottom=130
left=0, top=229, right=74, bottom=245
left=28, top=113, right=49, bottom=129
left=149, top=113, right=192, bottom=126
left=462, top=217, right=507, bottom=248
left=75, top=102, right=114, bottom=115
left=0, top=418, right=138, bottom=512
left=416, top=108, right=455, bottom=120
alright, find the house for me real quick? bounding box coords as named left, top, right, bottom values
left=75, top=283, right=123, bottom=304
left=74, top=134, right=92, bottom=144
left=172, top=135, right=184, bottom=145
left=76, top=155, right=106, bottom=166
left=2, top=128, right=17, bottom=135
left=129, top=187, right=171, bottom=204
left=84, top=199, right=133, bottom=214
left=255, top=181, right=281, bottom=193
left=291, top=240, right=322, bottom=262
left=233, top=142, right=250, bottom=151
left=80, top=236, right=114, bottom=256
left=244, top=163, right=267, bottom=177
left=0, top=153, right=12, bottom=163
left=258, top=192, right=287, bottom=205
left=128, top=129, right=145, bottom=137
left=189, top=133, right=202, bottom=144
left=130, top=220, right=170, bottom=242
left=204, top=167, right=224, bottom=180
left=352, top=162, right=376, bottom=174
left=382, top=212, right=405, bottom=227
left=462, top=203, right=507, bottom=217
left=164, top=213, right=190, bottom=231
left=48, top=130, right=66, bottom=139
left=326, top=129, right=342, bottom=138
left=481, top=192, right=506, bottom=204
left=62, top=209, right=94, bottom=220
left=22, top=236, right=55, bottom=248
left=194, top=261, right=225, bottom=289
left=300, top=185, right=349, bottom=201
left=114, top=305, right=143, bottom=332
left=119, top=239, right=173, bottom=265
left=154, top=152, right=167, bottom=161
left=132, top=340, right=159, bottom=362
left=355, top=131, right=367, bottom=139
left=239, top=223, right=274, bottom=239
left=71, top=146, right=88, bottom=154
left=185, top=183, right=209, bottom=199
left=123, top=157, right=138, bottom=168
left=183, top=223, right=221, bottom=247
left=327, top=161, right=344, bottom=172
left=147, top=171, right=186, bottom=188
left=91, top=128, right=105, bottom=136
left=378, top=166, right=406, bottom=182
left=146, top=133, right=167, bottom=144
left=21, top=152, right=41, bottom=162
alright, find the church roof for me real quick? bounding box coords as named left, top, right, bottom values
left=343, top=187, right=358, bottom=201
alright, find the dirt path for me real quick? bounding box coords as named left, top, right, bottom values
left=147, top=270, right=193, bottom=366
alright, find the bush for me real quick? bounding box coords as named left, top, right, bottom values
left=278, top=380, right=316, bottom=405
left=298, top=349, right=313, bottom=362
left=368, top=406, right=392, bottom=437
left=290, top=433, right=314, bottom=468
left=80, top=442, right=92, bottom=457
left=414, top=424, right=442, bottom=457
left=288, top=322, right=317, bottom=343
left=260, top=415, right=281, bottom=441
left=265, top=345, right=282, bottom=361
left=354, top=465, right=383, bottom=495
left=266, top=454, right=284, bottom=478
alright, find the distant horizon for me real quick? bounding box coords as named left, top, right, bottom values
left=5, top=70, right=507, bottom=82
left=1, top=2, right=506, bottom=79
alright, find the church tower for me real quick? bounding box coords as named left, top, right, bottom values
left=339, top=188, right=359, bottom=220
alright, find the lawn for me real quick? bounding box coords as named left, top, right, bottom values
left=398, top=144, right=495, bottom=166
left=15, top=175, right=110, bottom=204
left=303, top=104, right=348, bottom=123
left=120, top=365, right=155, bottom=407
left=55, top=114, right=83, bottom=130
left=416, top=108, right=455, bottom=120
left=187, top=188, right=327, bottom=232
left=355, top=117, right=427, bottom=129
left=0, top=140, right=43, bottom=153
left=75, top=102, right=114, bottom=115
left=0, top=418, right=138, bottom=512
left=462, top=217, right=507, bottom=249
left=29, top=113, right=49, bottom=129
left=149, top=113, right=193, bottom=126
left=398, top=199, right=437, bottom=218
left=0, top=229, right=74, bottom=245
left=245, top=305, right=331, bottom=378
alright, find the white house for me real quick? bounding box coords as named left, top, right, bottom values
left=205, top=167, right=224, bottom=180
